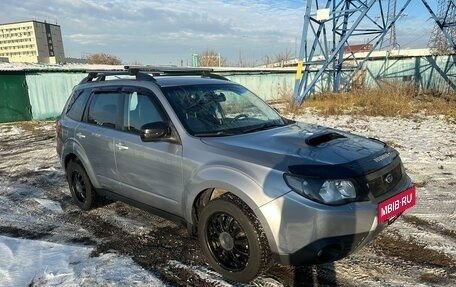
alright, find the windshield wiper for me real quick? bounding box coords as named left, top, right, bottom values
left=241, top=122, right=285, bottom=134
left=193, top=130, right=235, bottom=137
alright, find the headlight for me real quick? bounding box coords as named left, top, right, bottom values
left=284, top=174, right=357, bottom=205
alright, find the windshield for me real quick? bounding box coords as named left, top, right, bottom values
left=162, top=84, right=286, bottom=136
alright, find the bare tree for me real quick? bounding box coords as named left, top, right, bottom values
left=261, top=48, right=293, bottom=67
left=199, top=49, right=225, bottom=67
left=273, top=48, right=292, bottom=64
left=262, top=55, right=273, bottom=66
left=130, top=60, right=142, bottom=65
left=85, top=53, right=122, bottom=65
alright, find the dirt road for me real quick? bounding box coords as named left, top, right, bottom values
left=0, top=115, right=454, bottom=286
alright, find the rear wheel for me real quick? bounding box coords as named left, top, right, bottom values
left=197, top=194, right=271, bottom=283
left=67, top=159, right=97, bottom=211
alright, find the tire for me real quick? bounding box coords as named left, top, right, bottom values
left=197, top=194, right=271, bottom=283
left=66, top=159, right=97, bottom=211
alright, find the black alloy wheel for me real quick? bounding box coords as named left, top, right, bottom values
left=67, top=159, right=97, bottom=211
left=71, top=170, right=87, bottom=203
left=206, top=212, right=250, bottom=271
left=198, top=194, right=271, bottom=283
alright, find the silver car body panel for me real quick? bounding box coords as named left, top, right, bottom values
left=57, top=77, right=413, bottom=264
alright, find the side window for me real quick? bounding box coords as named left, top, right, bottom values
left=87, top=92, right=122, bottom=129
left=124, top=92, right=164, bottom=133
left=66, top=89, right=90, bottom=121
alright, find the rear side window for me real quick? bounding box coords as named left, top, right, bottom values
left=66, top=89, right=90, bottom=121
left=87, top=92, right=122, bottom=129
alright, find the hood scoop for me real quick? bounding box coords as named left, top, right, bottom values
left=305, top=132, right=346, bottom=146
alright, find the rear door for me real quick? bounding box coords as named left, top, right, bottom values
left=114, top=87, right=184, bottom=216
left=75, top=88, right=123, bottom=190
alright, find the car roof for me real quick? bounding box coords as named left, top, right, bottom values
left=154, top=76, right=234, bottom=87
left=77, top=68, right=235, bottom=89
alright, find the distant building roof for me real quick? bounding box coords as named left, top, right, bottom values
left=344, top=44, right=373, bottom=54
left=0, top=20, right=60, bottom=27
left=0, top=62, right=124, bottom=72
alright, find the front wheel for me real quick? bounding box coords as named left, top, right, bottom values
left=197, top=194, right=271, bottom=283
left=66, top=159, right=97, bottom=211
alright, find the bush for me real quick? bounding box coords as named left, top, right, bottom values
left=85, top=53, right=122, bottom=65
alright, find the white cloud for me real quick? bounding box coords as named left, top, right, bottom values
left=1, top=0, right=434, bottom=65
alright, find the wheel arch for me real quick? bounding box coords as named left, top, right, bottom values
left=62, top=140, right=101, bottom=188
left=185, top=167, right=280, bottom=255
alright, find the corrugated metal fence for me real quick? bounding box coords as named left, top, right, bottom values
left=0, top=55, right=454, bottom=123
left=26, top=72, right=86, bottom=119
left=0, top=72, right=32, bottom=122
left=364, top=55, right=456, bottom=92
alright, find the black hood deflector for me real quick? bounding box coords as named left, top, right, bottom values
left=288, top=146, right=400, bottom=179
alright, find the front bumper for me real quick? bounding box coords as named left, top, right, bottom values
left=258, top=175, right=411, bottom=266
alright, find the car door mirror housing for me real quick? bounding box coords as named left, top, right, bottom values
left=140, top=121, right=171, bottom=142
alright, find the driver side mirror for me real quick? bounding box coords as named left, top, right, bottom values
left=140, top=121, right=171, bottom=142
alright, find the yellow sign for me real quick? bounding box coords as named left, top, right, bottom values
left=295, top=60, right=303, bottom=80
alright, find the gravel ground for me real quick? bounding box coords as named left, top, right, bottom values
left=0, top=114, right=455, bottom=286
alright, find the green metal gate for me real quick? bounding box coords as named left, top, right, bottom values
left=0, top=72, right=32, bottom=122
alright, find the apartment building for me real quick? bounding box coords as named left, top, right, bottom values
left=0, top=20, right=65, bottom=64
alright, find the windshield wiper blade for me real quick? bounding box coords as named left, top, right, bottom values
left=193, top=131, right=235, bottom=137
left=241, top=123, right=284, bottom=134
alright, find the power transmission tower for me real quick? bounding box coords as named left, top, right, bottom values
left=293, top=0, right=411, bottom=105
left=387, top=0, right=398, bottom=50
left=428, top=0, right=456, bottom=54
left=293, top=0, right=455, bottom=106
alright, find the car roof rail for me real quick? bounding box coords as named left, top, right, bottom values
left=79, top=70, right=156, bottom=84
left=79, top=66, right=229, bottom=84
left=124, top=65, right=230, bottom=81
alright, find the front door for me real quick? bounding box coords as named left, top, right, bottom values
left=114, top=88, right=184, bottom=216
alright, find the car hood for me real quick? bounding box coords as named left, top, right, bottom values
left=201, top=122, right=398, bottom=177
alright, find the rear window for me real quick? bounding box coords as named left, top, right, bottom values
left=66, top=89, right=90, bottom=121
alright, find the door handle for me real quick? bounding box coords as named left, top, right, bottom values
left=115, top=143, right=129, bottom=151
left=76, top=132, right=86, bottom=139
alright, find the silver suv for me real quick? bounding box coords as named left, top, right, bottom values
left=56, top=66, right=415, bottom=283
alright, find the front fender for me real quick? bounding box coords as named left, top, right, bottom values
left=183, top=165, right=286, bottom=255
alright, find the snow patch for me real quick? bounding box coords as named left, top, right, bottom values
left=0, top=235, right=165, bottom=287
left=0, top=235, right=92, bottom=287
left=33, top=198, right=63, bottom=213
left=0, top=125, right=23, bottom=136
left=168, top=260, right=234, bottom=286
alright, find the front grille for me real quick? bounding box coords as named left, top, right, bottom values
left=367, top=163, right=403, bottom=197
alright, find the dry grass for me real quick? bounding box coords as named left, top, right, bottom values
left=281, top=83, right=456, bottom=121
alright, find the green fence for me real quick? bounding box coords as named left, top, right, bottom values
left=26, top=72, right=86, bottom=119
left=0, top=55, right=454, bottom=123
left=0, top=72, right=32, bottom=122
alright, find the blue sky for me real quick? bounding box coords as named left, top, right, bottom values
left=2, top=0, right=439, bottom=65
